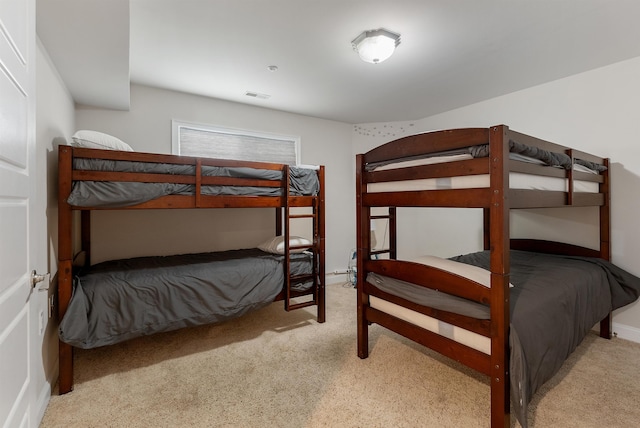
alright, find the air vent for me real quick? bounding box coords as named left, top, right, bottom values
left=245, top=91, right=271, bottom=99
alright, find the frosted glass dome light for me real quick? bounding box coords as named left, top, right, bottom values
left=351, top=28, right=401, bottom=64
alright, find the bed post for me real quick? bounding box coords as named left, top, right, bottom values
left=275, top=207, right=283, bottom=236
left=356, top=154, right=370, bottom=358
left=489, top=125, right=511, bottom=428
left=81, top=211, right=91, bottom=266
left=483, top=208, right=490, bottom=251
left=388, top=207, right=397, bottom=260
left=317, top=166, right=326, bottom=323
left=600, top=158, right=612, bottom=339
left=283, top=166, right=292, bottom=311
left=58, top=145, right=74, bottom=394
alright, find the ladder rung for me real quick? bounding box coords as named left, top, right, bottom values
left=286, top=300, right=316, bottom=311
left=288, top=287, right=315, bottom=298
left=371, top=249, right=390, bottom=255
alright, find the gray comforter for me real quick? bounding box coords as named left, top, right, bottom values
left=469, top=140, right=607, bottom=172
left=368, top=250, right=640, bottom=427
left=67, top=159, right=320, bottom=207
left=365, top=139, right=607, bottom=172
left=450, top=250, right=640, bottom=427
left=59, top=249, right=314, bottom=349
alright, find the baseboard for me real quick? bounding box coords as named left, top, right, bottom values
left=325, top=274, right=352, bottom=286
left=35, top=357, right=58, bottom=426
left=35, top=380, right=52, bottom=426
left=612, top=322, right=640, bottom=343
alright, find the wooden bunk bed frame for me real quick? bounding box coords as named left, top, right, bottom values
left=355, top=125, right=610, bottom=427
left=57, top=145, right=326, bottom=394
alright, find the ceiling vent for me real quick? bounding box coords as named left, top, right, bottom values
left=245, top=91, right=271, bottom=99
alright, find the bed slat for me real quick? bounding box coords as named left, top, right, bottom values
left=365, top=259, right=491, bottom=305
left=366, top=157, right=489, bottom=182
left=364, top=188, right=492, bottom=208
left=364, top=281, right=491, bottom=336
left=363, top=128, right=490, bottom=165
left=365, top=306, right=492, bottom=376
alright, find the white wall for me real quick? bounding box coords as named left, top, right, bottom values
left=35, top=39, right=76, bottom=418
left=353, top=56, right=640, bottom=341
left=75, top=84, right=354, bottom=278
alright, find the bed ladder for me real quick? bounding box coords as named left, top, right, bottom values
left=283, top=206, right=319, bottom=312
left=370, top=208, right=396, bottom=260
left=282, top=166, right=324, bottom=315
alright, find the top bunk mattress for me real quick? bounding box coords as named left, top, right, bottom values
left=67, top=158, right=320, bottom=207
left=367, top=151, right=602, bottom=194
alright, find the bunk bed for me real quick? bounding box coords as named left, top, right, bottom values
left=355, top=125, right=640, bottom=427
left=57, top=144, right=326, bottom=395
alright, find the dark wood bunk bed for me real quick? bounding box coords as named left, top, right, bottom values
left=58, top=144, right=326, bottom=395
left=355, top=125, right=640, bottom=427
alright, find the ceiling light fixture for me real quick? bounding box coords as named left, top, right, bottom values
left=351, top=28, right=401, bottom=64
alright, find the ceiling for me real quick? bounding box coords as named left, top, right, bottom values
left=37, top=0, right=640, bottom=124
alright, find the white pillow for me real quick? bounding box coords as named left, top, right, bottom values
left=410, top=255, right=513, bottom=288
left=71, top=130, right=134, bottom=151
left=258, top=235, right=312, bottom=254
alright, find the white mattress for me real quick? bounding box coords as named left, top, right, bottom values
left=366, top=254, right=511, bottom=354
left=368, top=154, right=599, bottom=193
left=370, top=295, right=491, bottom=354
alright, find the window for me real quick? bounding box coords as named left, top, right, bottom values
left=172, top=120, right=300, bottom=165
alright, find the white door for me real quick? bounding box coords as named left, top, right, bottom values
left=1, top=0, right=38, bottom=426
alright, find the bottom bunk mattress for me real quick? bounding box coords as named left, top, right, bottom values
left=59, top=248, right=314, bottom=349
left=366, top=250, right=640, bottom=427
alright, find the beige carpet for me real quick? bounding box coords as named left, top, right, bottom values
left=42, top=282, right=640, bottom=427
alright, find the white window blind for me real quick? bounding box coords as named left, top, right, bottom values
left=172, top=121, right=299, bottom=165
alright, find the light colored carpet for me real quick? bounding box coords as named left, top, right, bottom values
left=42, top=282, right=640, bottom=427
